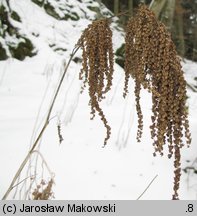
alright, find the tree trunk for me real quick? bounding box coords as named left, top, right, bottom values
left=160, top=0, right=176, bottom=30
left=150, top=0, right=176, bottom=31
left=174, top=8, right=185, bottom=57
left=149, top=0, right=167, bottom=18
left=193, top=25, right=197, bottom=61
left=128, top=0, right=133, bottom=16
left=192, top=1, right=197, bottom=61
left=114, top=0, right=119, bottom=15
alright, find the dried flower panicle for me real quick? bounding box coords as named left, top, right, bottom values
left=124, top=5, right=191, bottom=199
left=77, top=19, right=114, bottom=146
left=32, top=178, right=54, bottom=200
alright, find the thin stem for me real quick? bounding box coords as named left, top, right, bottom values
left=11, top=176, right=35, bottom=191
left=136, top=174, right=158, bottom=200
left=107, top=10, right=130, bottom=20
left=2, top=45, right=80, bottom=200
left=186, top=83, right=197, bottom=93
left=32, top=150, right=54, bottom=177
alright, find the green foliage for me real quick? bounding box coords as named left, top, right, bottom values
left=32, top=0, right=80, bottom=21
left=9, top=37, right=36, bottom=61
left=115, top=44, right=125, bottom=68
left=87, top=6, right=100, bottom=12
left=0, top=43, right=8, bottom=60
left=32, top=0, right=44, bottom=7
left=63, top=12, right=79, bottom=21
left=0, top=5, right=7, bottom=24
left=0, top=4, right=36, bottom=61
left=11, top=11, right=21, bottom=22
left=0, top=5, right=16, bottom=36
left=44, top=2, right=60, bottom=19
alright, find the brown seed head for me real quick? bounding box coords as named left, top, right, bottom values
left=124, top=5, right=191, bottom=199
left=78, top=19, right=114, bottom=146
left=32, top=178, right=54, bottom=200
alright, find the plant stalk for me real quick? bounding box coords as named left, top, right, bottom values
left=2, top=46, right=80, bottom=200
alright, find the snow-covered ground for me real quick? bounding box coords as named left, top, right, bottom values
left=0, top=0, right=197, bottom=200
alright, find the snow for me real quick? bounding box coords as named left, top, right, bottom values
left=0, top=0, right=197, bottom=200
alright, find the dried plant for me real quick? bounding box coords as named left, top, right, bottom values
left=3, top=8, right=192, bottom=201
left=32, top=178, right=54, bottom=200
left=124, top=5, right=191, bottom=199
left=57, top=123, right=64, bottom=144
left=77, top=19, right=114, bottom=146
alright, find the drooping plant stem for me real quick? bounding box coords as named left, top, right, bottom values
left=2, top=12, right=125, bottom=199
left=2, top=46, right=80, bottom=200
